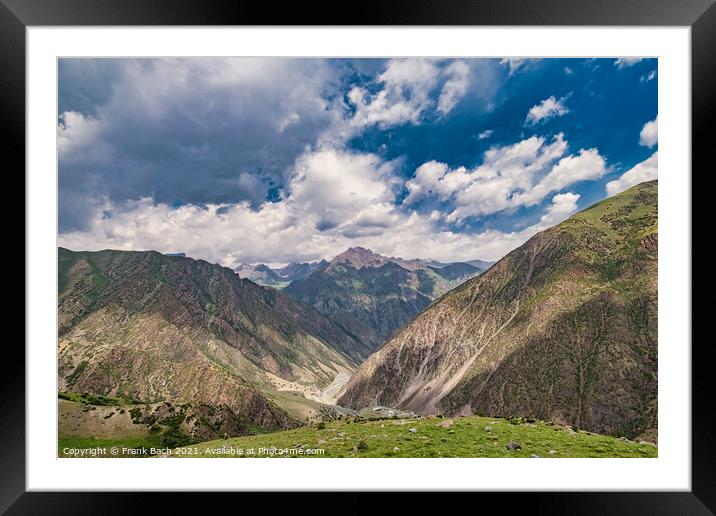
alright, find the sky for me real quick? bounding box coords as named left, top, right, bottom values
left=57, top=57, right=658, bottom=267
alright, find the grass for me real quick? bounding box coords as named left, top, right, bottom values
left=58, top=391, right=140, bottom=406
left=168, top=415, right=657, bottom=458
left=58, top=435, right=164, bottom=458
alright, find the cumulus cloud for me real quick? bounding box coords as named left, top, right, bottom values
left=615, top=58, right=644, bottom=68
left=533, top=192, right=581, bottom=230
left=605, top=152, right=658, bottom=196
left=57, top=58, right=631, bottom=267
left=513, top=147, right=606, bottom=206
left=58, top=111, right=108, bottom=163
left=58, top=58, right=345, bottom=231
left=404, top=133, right=605, bottom=223
left=287, top=149, right=401, bottom=232
left=59, top=58, right=503, bottom=234
left=639, top=116, right=658, bottom=147
left=525, top=95, right=570, bottom=125
left=59, top=145, right=586, bottom=265
left=348, top=58, right=472, bottom=129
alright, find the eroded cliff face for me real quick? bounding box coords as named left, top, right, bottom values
left=338, top=181, right=658, bottom=440
left=58, top=249, right=361, bottom=431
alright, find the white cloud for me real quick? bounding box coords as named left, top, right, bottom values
left=476, top=129, right=493, bottom=140
left=58, top=111, right=110, bottom=163
left=641, top=70, right=656, bottom=83
left=402, top=133, right=605, bottom=224
left=437, top=61, right=470, bottom=114
left=639, top=116, right=658, bottom=147
left=348, top=59, right=440, bottom=129
left=58, top=58, right=347, bottom=230
left=513, top=147, right=606, bottom=206
left=525, top=95, right=570, bottom=126
left=59, top=143, right=589, bottom=265
left=348, top=59, right=472, bottom=129
left=605, top=152, right=658, bottom=197
left=533, top=192, right=581, bottom=230
left=499, top=58, right=539, bottom=76
left=615, top=58, right=644, bottom=68
left=288, top=149, right=401, bottom=231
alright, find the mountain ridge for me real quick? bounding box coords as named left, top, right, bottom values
left=284, top=249, right=490, bottom=354
left=338, top=180, right=658, bottom=441
left=58, top=248, right=366, bottom=433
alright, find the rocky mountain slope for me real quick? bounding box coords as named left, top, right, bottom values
left=284, top=247, right=488, bottom=354
left=338, top=181, right=658, bottom=441
left=235, top=260, right=328, bottom=288
left=58, top=248, right=366, bottom=433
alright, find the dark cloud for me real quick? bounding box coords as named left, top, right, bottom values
left=58, top=58, right=345, bottom=231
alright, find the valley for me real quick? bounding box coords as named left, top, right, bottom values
left=58, top=181, right=657, bottom=457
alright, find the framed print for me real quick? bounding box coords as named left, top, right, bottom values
left=6, top=0, right=713, bottom=512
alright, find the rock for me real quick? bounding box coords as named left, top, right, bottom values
left=530, top=454, right=540, bottom=458
left=317, top=439, right=326, bottom=445
left=506, top=441, right=522, bottom=450
left=393, top=447, right=400, bottom=452
left=548, top=449, right=557, bottom=455
left=454, top=404, right=473, bottom=417
left=437, top=419, right=454, bottom=428
left=619, top=437, right=630, bottom=442
left=408, top=427, right=417, bottom=433
left=483, top=426, right=493, bottom=432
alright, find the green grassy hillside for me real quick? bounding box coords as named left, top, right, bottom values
left=167, top=414, right=657, bottom=458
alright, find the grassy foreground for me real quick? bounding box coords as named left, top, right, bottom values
left=168, top=415, right=657, bottom=458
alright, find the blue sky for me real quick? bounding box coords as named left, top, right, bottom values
left=58, top=57, right=658, bottom=266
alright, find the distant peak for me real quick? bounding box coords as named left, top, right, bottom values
left=330, top=247, right=388, bottom=269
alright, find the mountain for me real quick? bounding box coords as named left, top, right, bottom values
left=464, top=259, right=494, bottom=270
left=338, top=181, right=658, bottom=441
left=417, top=258, right=493, bottom=271
left=277, top=260, right=329, bottom=282
left=234, top=263, right=284, bottom=286
left=235, top=260, right=328, bottom=287
left=283, top=247, right=487, bottom=355
left=329, top=247, right=391, bottom=269
left=58, top=248, right=365, bottom=433
left=428, top=262, right=480, bottom=281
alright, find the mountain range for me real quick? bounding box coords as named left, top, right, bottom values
left=57, top=181, right=657, bottom=445
left=284, top=247, right=490, bottom=353
left=235, top=260, right=329, bottom=288
left=58, top=248, right=365, bottom=433
left=338, top=181, right=658, bottom=441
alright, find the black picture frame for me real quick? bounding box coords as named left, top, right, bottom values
left=5, top=0, right=712, bottom=513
